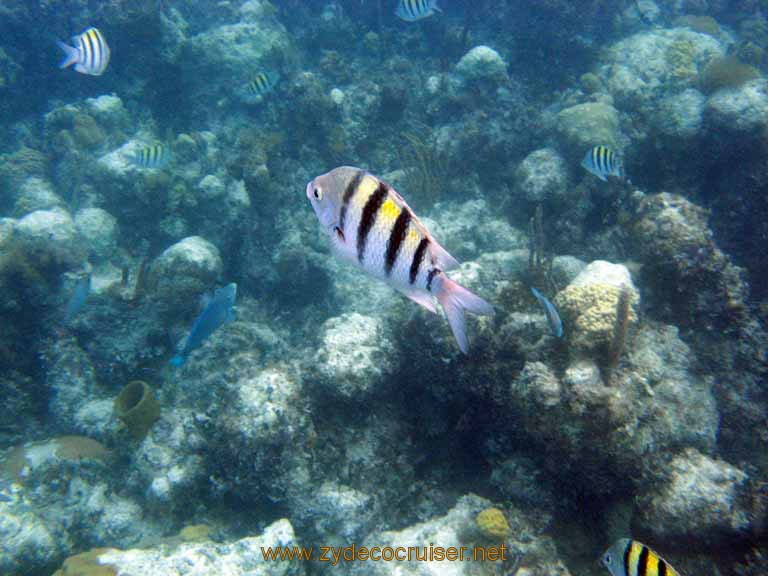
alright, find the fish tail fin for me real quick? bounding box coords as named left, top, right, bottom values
left=169, top=355, right=185, bottom=367
left=57, top=40, right=79, bottom=69
left=435, top=275, right=494, bottom=354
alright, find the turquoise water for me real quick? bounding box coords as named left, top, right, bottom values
left=0, top=2, right=767, bottom=575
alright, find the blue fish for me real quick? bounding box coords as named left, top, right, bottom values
left=530, top=286, right=563, bottom=338
left=64, top=274, right=91, bottom=324
left=170, top=283, right=237, bottom=367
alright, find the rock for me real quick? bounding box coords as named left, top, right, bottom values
left=150, top=236, right=223, bottom=304
left=85, top=94, right=131, bottom=133
left=0, top=503, right=65, bottom=575
left=657, top=88, right=706, bottom=139
left=303, top=481, right=374, bottom=547
left=314, top=313, right=397, bottom=399
left=349, top=494, right=570, bottom=576
left=455, top=45, right=508, bottom=82
left=74, top=207, right=119, bottom=262
left=706, top=79, right=768, bottom=133
left=53, top=519, right=303, bottom=576
left=556, top=102, right=622, bottom=157
left=13, top=177, right=65, bottom=217
left=637, top=449, right=750, bottom=543
left=514, top=148, right=569, bottom=204
left=12, top=208, right=85, bottom=269
left=555, top=260, right=639, bottom=353
left=599, top=28, right=723, bottom=108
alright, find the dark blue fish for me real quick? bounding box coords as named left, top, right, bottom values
left=170, top=283, right=237, bottom=367
left=64, top=274, right=91, bottom=324
left=531, top=286, right=563, bottom=338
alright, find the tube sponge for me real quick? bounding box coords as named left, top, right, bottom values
left=114, top=380, right=160, bottom=440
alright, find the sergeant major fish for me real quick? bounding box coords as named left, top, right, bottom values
left=396, top=0, right=442, bottom=22
left=602, top=538, right=681, bottom=576
left=245, top=71, right=280, bottom=98
left=133, top=144, right=172, bottom=169
left=57, top=27, right=110, bottom=76
left=170, top=283, right=237, bottom=367
left=306, top=167, right=494, bottom=353
left=582, top=145, right=623, bottom=182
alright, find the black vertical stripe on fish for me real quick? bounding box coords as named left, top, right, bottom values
left=410, top=237, right=429, bottom=284
left=592, top=147, right=599, bottom=173
left=339, top=169, right=364, bottom=235
left=638, top=545, right=650, bottom=576
left=86, top=30, right=97, bottom=69
left=658, top=558, right=667, bottom=576
left=600, top=146, right=608, bottom=173
left=426, top=268, right=440, bottom=292
left=91, top=30, right=102, bottom=70
left=623, top=540, right=632, bottom=576
left=356, top=181, right=388, bottom=263
left=384, top=207, right=411, bottom=276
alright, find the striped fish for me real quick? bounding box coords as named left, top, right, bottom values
left=133, top=144, right=172, bottom=169
left=581, top=145, right=623, bottom=182
left=307, top=167, right=494, bottom=353
left=245, top=71, right=280, bottom=99
left=57, top=27, right=110, bottom=76
left=395, top=0, right=442, bottom=22
left=602, top=539, right=681, bottom=576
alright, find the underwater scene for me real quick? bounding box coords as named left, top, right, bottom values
left=1, top=0, right=767, bottom=574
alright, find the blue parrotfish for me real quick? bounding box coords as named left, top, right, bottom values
left=63, top=273, right=91, bottom=325
left=57, top=27, right=110, bottom=76
left=530, top=286, right=563, bottom=338
left=306, top=167, right=494, bottom=354
left=170, top=283, right=237, bottom=367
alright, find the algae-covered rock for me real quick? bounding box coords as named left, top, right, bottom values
left=556, top=102, right=622, bottom=156
left=314, top=313, right=397, bottom=399
left=514, top=147, right=569, bottom=204
left=555, top=261, right=639, bottom=353
left=12, top=208, right=86, bottom=269
left=455, top=45, right=508, bottom=82
left=349, top=494, right=569, bottom=576
left=74, top=207, right=119, bottom=263
left=93, top=519, right=301, bottom=575
left=706, top=78, right=768, bottom=133
left=150, top=235, right=223, bottom=304
left=13, top=177, right=65, bottom=217
left=636, top=449, right=750, bottom=544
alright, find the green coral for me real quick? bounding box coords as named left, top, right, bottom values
left=556, top=283, right=638, bottom=352
left=666, top=37, right=698, bottom=84
left=699, top=56, right=761, bottom=94
left=52, top=548, right=118, bottom=576
left=475, top=508, right=511, bottom=540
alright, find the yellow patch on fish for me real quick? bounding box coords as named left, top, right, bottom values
left=378, top=198, right=400, bottom=225
left=352, top=175, right=380, bottom=211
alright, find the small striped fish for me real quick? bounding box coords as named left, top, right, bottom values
left=245, top=71, right=280, bottom=98
left=307, top=167, right=494, bottom=353
left=602, top=539, right=681, bottom=576
left=57, top=27, right=110, bottom=76
left=396, top=0, right=442, bottom=22
left=581, top=145, right=623, bottom=182
left=133, top=144, right=172, bottom=169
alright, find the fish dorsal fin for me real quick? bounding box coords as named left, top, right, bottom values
left=385, top=184, right=460, bottom=271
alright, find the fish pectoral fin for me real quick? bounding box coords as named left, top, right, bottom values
left=400, top=289, right=438, bottom=314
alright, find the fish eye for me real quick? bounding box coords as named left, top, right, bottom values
left=604, top=555, right=611, bottom=564
left=313, top=187, right=322, bottom=200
